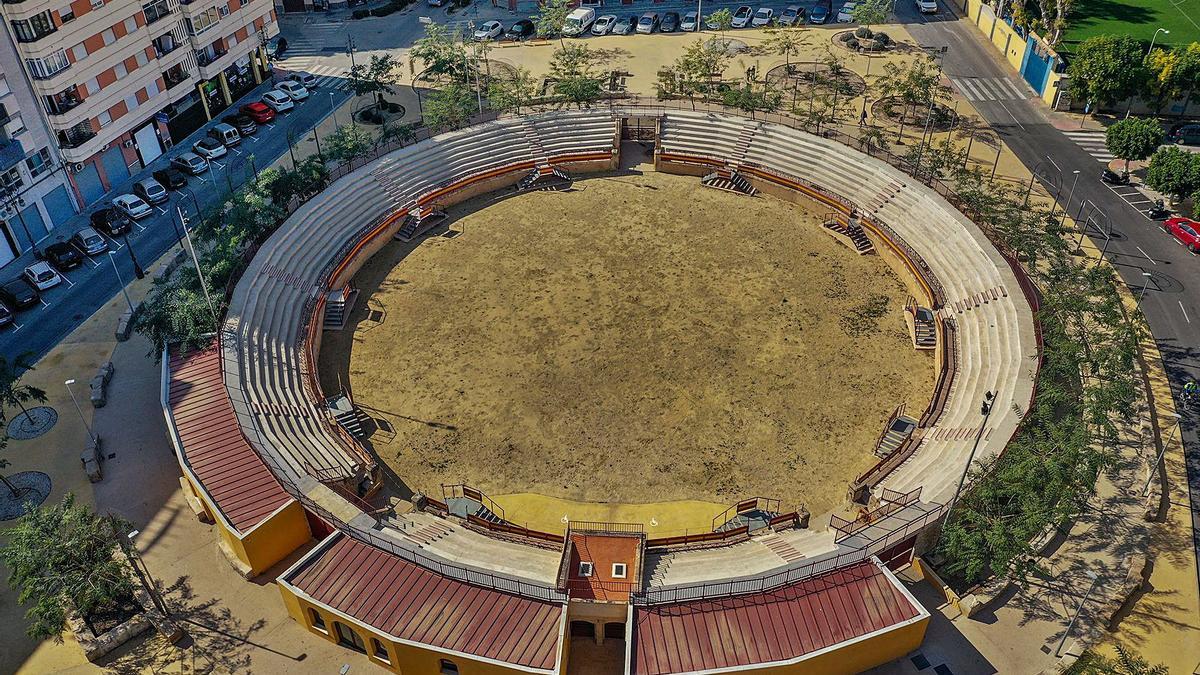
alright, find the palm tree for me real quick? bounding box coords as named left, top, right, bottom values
left=0, top=353, right=47, bottom=427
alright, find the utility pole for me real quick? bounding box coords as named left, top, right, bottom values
left=937, top=390, right=995, bottom=543
left=178, top=207, right=220, bottom=327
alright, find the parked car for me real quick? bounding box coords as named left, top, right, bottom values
left=289, top=71, right=318, bottom=89
left=506, top=18, right=535, bottom=40
left=276, top=80, right=309, bottom=102
left=42, top=241, right=82, bottom=271
left=915, top=0, right=938, bottom=12
left=563, top=7, right=597, bottom=35
left=133, top=177, right=169, bottom=205
left=23, top=261, right=61, bottom=291
left=89, top=207, right=132, bottom=236
left=779, top=5, right=805, bottom=24
left=192, top=137, right=227, bottom=161
left=240, top=101, right=276, bottom=124
left=752, top=7, right=774, bottom=26
left=613, top=15, right=637, bottom=34
left=427, top=0, right=445, bottom=6
left=112, top=194, right=154, bottom=220
left=637, top=11, right=660, bottom=33
left=172, top=152, right=209, bottom=175
left=0, top=302, right=12, bottom=327
left=262, top=90, right=295, bottom=113
left=1165, top=217, right=1200, bottom=251
left=71, top=227, right=109, bottom=256
left=153, top=168, right=188, bottom=190
left=681, top=11, right=700, bottom=30
left=209, top=122, right=242, bottom=147
left=0, top=279, right=37, bottom=311
left=837, top=2, right=857, bottom=22
left=592, top=14, right=617, bottom=35
left=1169, top=123, right=1200, bottom=145
left=1101, top=168, right=1130, bottom=185
left=658, top=11, right=677, bottom=31
left=810, top=2, right=831, bottom=23
left=731, top=5, right=754, bottom=27
left=223, top=114, right=257, bottom=136
left=474, top=20, right=503, bottom=40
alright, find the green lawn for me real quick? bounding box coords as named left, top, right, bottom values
left=1060, top=0, right=1200, bottom=54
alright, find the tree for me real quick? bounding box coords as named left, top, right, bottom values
left=705, top=8, right=733, bottom=39
left=850, top=0, right=889, bottom=30
left=764, top=29, right=807, bottom=72
left=1105, top=118, right=1164, bottom=172
left=0, top=353, right=47, bottom=426
left=0, top=448, right=25, bottom=498
left=534, top=0, right=572, bottom=45
left=1148, top=42, right=1200, bottom=115
left=1029, top=0, right=1072, bottom=45
left=410, top=23, right=469, bottom=83
left=324, top=124, right=374, bottom=164
left=1067, top=35, right=1150, bottom=109
left=424, top=82, right=477, bottom=130
left=677, top=37, right=730, bottom=96
left=722, top=82, right=782, bottom=113
left=487, top=66, right=539, bottom=113
left=348, top=54, right=398, bottom=108
left=135, top=278, right=222, bottom=354
left=1, top=494, right=136, bottom=641
left=1145, top=146, right=1200, bottom=203
left=549, top=43, right=605, bottom=106
left=876, top=56, right=948, bottom=122
left=379, top=121, right=419, bottom=147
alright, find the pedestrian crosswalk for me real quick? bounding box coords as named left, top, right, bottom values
left=281, top=22, right=346, bottom=57
left=949, top=76, right=1029, bottom=102
left=275, top=61, right=353, bottom=90
left=1062, top=129, right=1114, bottom=163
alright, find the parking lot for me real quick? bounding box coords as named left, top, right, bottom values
left=0, top=73, right=352, bottom=357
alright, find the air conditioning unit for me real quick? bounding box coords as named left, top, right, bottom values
left=122, top=139, right=135, bottom=148
left=69, top=163, right=85, bottom=173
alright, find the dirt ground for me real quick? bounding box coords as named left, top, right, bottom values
left=320, top=170, right=933, bottom=518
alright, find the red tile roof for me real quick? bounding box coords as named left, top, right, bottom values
left=631, top=561, right=922, bottom=675
left=168, top=343, right=292, bottom=533
left=288, top=534, right=565, bottom=671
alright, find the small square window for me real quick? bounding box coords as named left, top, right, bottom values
left=578, top=561, right=594, bottom=577
left=90, top=0, right=104, bottom=8
left=124, top=17, right=137, bottom=33
left=71, top=43, right=88, bottom=62
left=309, top=608, right=326, bottom=631
left=101, top=28, right=116, bottom=45
left=114, top=63, right=128, bottom=78
left=440, top=659, right=460, bottom=675
left=96, top=110, right=112, bottom=127
left=612, top=563, right=627, bottom=579
left=372, top=638, right=390, bottom=662
left=61, top=10, right=76, bottom=23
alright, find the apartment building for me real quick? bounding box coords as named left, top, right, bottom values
left=0, top=0, right=277, bottom=210
left=0, top=37, right=77, bottom=266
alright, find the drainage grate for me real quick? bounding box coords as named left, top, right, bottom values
left=934, top=665, right=954, bottom=675
left=910, top=654, right=931, bottom=670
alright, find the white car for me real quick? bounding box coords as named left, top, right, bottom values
left=915, top=0, right=937, bottom=12
left=23, top=261, right=61, bottom=291
left=681, top=11, right=699, bottom=31
left=192, top=137, right=227, bottom=161
left=112, top=194, right=153, bottom=220
left=752, top=7, right=774, bottom=25
left=837, top=1, right=857, bottom=21
left=591, top=14, right=617, bottom=35
left=276, top=80, right=309, bottom=101
left=474, top=20, right=503, bottom=40
left=262, top=90, right=296, bottom=113
left=731, top=5, right=754, bottom=27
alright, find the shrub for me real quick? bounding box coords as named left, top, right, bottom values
left=351, top=8, right=369, bottom=19
left=854, top=26, right=873, bottom=38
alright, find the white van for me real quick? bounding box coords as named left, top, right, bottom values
left=562, top=7, right=596, bottom=36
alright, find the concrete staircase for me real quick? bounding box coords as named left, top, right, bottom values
left=327, top=394, right=368, bottom=440
left=322, top=286, right=357, bottom=331
left=875, top=414, right=917, bottom=458
left=822, top=213, right=874, bottom=254
left=394, top=204, right=447, bottom=242
left=760, top=532, right=805, bottom=563
left=701, top=168, right=758, bottom=196
left=865, top=179, right=905, bottom=215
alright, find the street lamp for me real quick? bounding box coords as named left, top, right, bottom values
left=1056, top=569, right=1100, bottom=657
left=1141, top=412, right=1182, bottom=496
left=330, top=91, right=338, bottom=127
left=64, top=379, right=97, bottom=444
left=1059, top=170, right=1081, bottom=228
left=1138, top=271, right=1153, bottom=305
left=107, top=251, right=136, bottom=314
left=1146, top=29, right=1170, bottom=60
left=939, top=390, right=996, bottom=537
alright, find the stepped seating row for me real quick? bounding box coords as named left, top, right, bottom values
left=657, top=112, right=1036, bottom=507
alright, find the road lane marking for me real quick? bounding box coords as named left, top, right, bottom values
left=1181, top=301, right=1191, bottom=324
left=1136, top=245, right=1157, bottom=264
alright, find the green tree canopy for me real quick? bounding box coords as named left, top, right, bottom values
left=763, top=29, right=808, bottom=70
left=1145, top=145, right=1200, bottom=202
left=549, top=43, right=605, bottom=106
left=851, top=0, right=889, bottom=29
left=705, top=8, right=733, bottom=35
left=1104, top=118, right=1164, bottom=171
left=410, top=23, right=469, bottom=83
left=0, top=353, right=46, bottom=424
left=1067, top=35, right=1150, bottom=109
left=534, top=0, right=572, bottom=43
left=424, top=81, right=477, bottom=130
left=348, top=53, right=399, bottom=106
left=1, top=494, right=136, bottom=641
left=487, top=67, right=539, bottom=114
left=323, top=124, right=374, bottom=164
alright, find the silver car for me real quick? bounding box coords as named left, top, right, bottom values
left=71, top=227, right=109, bottom=256
left=133, top=178, right=169, bottom=205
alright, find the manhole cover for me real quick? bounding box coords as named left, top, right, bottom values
left=7, top=406, right=58, bottom=440
left=0, top=471, right=52, bottom=520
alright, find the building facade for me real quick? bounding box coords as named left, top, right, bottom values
left=0, top=34, right=77, bottom=266
left=0, top=0, right=277, bottom=214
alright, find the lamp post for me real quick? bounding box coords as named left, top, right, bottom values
left=1056, top=570, right=1100, bottom=657
left=330, top=91, right=338, bottom=127
left=939, top=390, right=996, bottom=537
left=1059, top=169, right=1081, bottom=227
left=107, top=251, right=136, bottom=314
left=177, top=206, right=220, bottom=327
left=1142, top=412, right=1182, bottom=496
left=64, top=379, right=97, bottom=444
left=1138, top=271, right=1153, bottom=305
left=119, top=528, right=170, bottom=616
left=1146, top=29, right=1170, bottom=60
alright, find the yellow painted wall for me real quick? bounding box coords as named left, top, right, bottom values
left=279, top=585, right=560, bottom=675
left=762, top=618, right=929, bottom=675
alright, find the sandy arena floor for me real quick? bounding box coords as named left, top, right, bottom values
left=320, top=170, right=933, bottom=517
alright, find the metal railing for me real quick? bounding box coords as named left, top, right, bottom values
left=711, top=496, right=783, bottom=532
left=442, top=483, right=507, bottom=522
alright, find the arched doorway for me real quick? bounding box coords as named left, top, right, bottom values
left=570, top=620, right=596, bottom=639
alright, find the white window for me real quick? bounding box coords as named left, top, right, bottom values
left=186, top=7, right=220, bottom=35
left=71, top=43, right=89, bottom=62
left=612, top=563, right=627, bottom=579
left=25, top=50, right=70, bottom=79
left=123, top=94, right=138, bottom=112
left=102, top=28, right=116, bottom=45
left=227, top=33, right=238, bottom=46
left=578, top=561, right=593, bottom=577
left=4, top=114, right=25, bottom=137
left=217, top=3, right=229, bottom=16
left=145, top=80, right=159, bottom=98
left=96, top=110, right=112, bottom=127
left=114, top=62, right=128, bottom=78
left=90, top=0, right=105, bottom=8
left=124, top=17, right=138, bottom=33
left=25, top=148, right=52, bottom=178
left=136, top=51, right=149, bottom=67
left=85, top=77, right=100, bottom=96
left=0, top=78, right=10, bottom=97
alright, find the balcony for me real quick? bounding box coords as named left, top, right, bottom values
left=56, top=122, right=95, bottom=149
left=164, top=66, right=190, bottom=90
left=44, top=87, right=82, bottom=116
left=194, top=47, right=226, bottom=67
left=153, top=32, right=181, bottom=57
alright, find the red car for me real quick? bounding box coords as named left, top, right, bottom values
left=239, top=101, right=275, bottom=124
left=1164, top=217, right=1200, bottom=252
